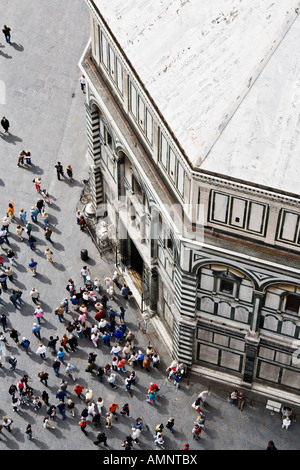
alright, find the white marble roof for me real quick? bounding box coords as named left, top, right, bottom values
left=93, top=0, right=300, bottom=194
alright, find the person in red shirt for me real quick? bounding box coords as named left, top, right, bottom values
left=108, top=403, right=119, bottom=420
left=149, top=382, right=160, bottom=393
left=78, top=418, right=88, bottom=435
left=74, top=384, right=84, bottom=399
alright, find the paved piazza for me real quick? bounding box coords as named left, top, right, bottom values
left=0, top=0, right=299, bottom=454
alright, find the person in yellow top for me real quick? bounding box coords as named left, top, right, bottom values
left=6, top=200, right=14, bottom=219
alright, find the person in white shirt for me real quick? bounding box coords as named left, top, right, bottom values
left=131, top=427, right=141, bottom=444
left=80, top=74, right=86, bottom=93
left=98, top=318, right=107, bottom=332
left=282, top=416, right=291, bottom=430
left=81, top=266, right=91, bottom=284
left=36, top=343, right=47, bottom=359
left=198, top=391, right=209, bottom=405
left=108, top=373, right=116, bottom=389
left=96, top=397, right=104, bottom=415
left=30, top=287, right=40, bottom=304
left=88, top=402, right=95, bottom=417
left=110, top=344, right=121, bottom=356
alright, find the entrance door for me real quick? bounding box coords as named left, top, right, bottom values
left=128, top=239, right=144, bottom=292
left=130, top=240, right=143, bottom=276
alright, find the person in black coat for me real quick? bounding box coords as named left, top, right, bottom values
left=2, top=25, right=11, bottom=43
left=1, top=117, right=10, bottom=134
left=94, top=432, right=108, bottom=447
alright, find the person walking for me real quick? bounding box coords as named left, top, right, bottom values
left=0, top=313, right=7, bottom=332
left=17, top=150, right=26, bottom=167
left=34, top=178, right=42, bottom=193
left=27, top=235, right=37, bottom=251
left=25, top=424, right=33, bottom=440
left=30, top=206, right=39, bottom=223
left=131, top=427, right=141, bottom=444
left=16, top=224, right=24, bottom=241
left=44, top=247, right=54, bottom=263
left=40, top=189, right=51, bottom=205
left=57, top=347, right=65, bottom=364
left=105, top=412, right=113, bottom=429
left=78, top=418, right=88, bottom=436
left=30, top=287, right=39, bottom=304
left=96, top=397, right=104, bottom=416
left=143, top=356, right=151, bottom=373
left=0, top=227, right=10, bottom=246
left=125, top=377, right=133, bottom=397
left=20, top=337, right=30, bottom=355
left=146, top=389, right=156, bottom=406
left=48, top=335, right=59, bottom=354
left=108, top=402, right=119, bottom=421
left=80, top=74, right=86, bottom=93
left=34, top=305, right=44, bottom=324
left=41, top=211, right=49, bottom=227
left=65, top=363, right=76, bottom=381
left=2, top=25, right=11, bottom=44
left=94, top=432, right=108, bottom=447
left=1, top=116, right=10, bottom=134
left=7, top=249, right=15, bottom=265
left=66, top=165, right=74, bottom=182
left=36, top=343, right=47, bottom=360
left=74, top=384, right=84, bottom=399
left=68, top=334, right=78, bottom=352
left=32, top=396, right=42, bottom=411
left=24, top=150, right=32, bottom=165
left=5, top=265, right=13, bottom=282
left=57, top=401, right=66, bottom=420
left=108, top=373, right=117, bottom=389
left=0, top=216, right=11, bottom=232
left=38, top=370, right=49, bottom=386
left=2, top=417, right=13, bottom=433
left=6, top=200, right=14, bottom=220
left=19, top=209, right=27, bottom=226
left=60, top=334, right=70, bottom=353
left=36, top=198, right=44, bottom=214
left=80, top=266, right=91, bottom=285
left=192, top=422, right=202, bottom=440
left=166, top=417, right=175, bottom=433
left=32, top=322, right=42, bottom=340
left=12, top=397, right=21, bottom=413
left=198, top=390, right=209, bottom=407
left=25, top=220, right=32, bottom=236
left=44, top=226, right=53, bottom=244
left=120, top=403, right=130, bottom=417
left=41, top=390, right=49, bottom=406
left=0, top=272, right=8, bottom=291
left=9, top=328, right=20, bottom=345
left=154, top=432, right=165, bottom=449
left=55, top=162, right=64, bottom=180
left=55, top=304, right=65, bottom=323
left=67, top=398, right=75, bottom=417
left=9, top=290, right=19, bottom=308
left=52, top=359, right=61, bottom=377
left=43, top=416, right=55, bottom=430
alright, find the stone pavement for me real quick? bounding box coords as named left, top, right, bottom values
left=0, top=0, right=299, bottom=454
